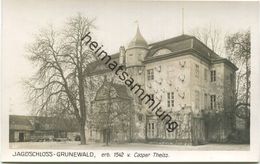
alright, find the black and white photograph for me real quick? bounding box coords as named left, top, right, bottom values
left=1, top=0, right=260, bottom=162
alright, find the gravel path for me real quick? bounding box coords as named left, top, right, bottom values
left=9, top=142, right=249, bottom=151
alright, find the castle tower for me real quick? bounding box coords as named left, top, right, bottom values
left=125, top=26, right=148, bottom=67
left=125, top=26, right=149, bottom=142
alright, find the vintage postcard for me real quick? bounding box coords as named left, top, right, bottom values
left=1, top=0, right=260, bottom=162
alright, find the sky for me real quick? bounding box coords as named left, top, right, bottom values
left=2, top=0, right=258, bottom=115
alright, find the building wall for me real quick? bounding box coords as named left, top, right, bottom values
left=10, top=130, right=31, bottom=142
left=143, top=53, right=234, bottom=143
left=188, top=55, right=211, bottom=113
left=223, top=64, right=236, bottom=112
left=86, top=45, right=236, bottom=144
left=144, top=54, right=192, bottom=112
left=143, top=54, right=211, bottom=144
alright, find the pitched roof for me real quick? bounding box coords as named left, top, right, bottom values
left=111, top=83, right=130, bottom=98
left=86, top=33, right=237, bottom=75
left=145, top=34, right=222, bottom=60
left=86, top=53, right=120, bottom=76
left=149, top=34, right=193, bottom=48
left=94, top=80, right=131, bottom=101
left=9, top=115, right=34, bottom=131
left=9, top=115, right=79, bottom=132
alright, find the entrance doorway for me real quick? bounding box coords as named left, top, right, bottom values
left=19, top=132, right=24, bottom=142
left=102, top=129, right=111, bottom=143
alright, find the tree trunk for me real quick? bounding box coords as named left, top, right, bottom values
left=106, top=129, right=109, bottom=146
left=245, top=57, right=250, bottom=105
left=80, top=122, right=86, bottom=144
left=78, top=67, right=87, bottom=145
left=145, top=115, right=148, bottom=142
left=245, top=56, right=250, bottom=133
left=129, top=106, right=133, bottom=143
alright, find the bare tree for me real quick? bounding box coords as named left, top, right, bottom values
left=225, top=30, right=250, bottom=106
left=190, top=23, right=224, bottom=56
left=90, top=76, right=132, bottom=146
left=25, top=14, right=96, bottom=144
left=225, top=31, right=250, bottom=134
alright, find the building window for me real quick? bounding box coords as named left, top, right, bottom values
left=195, top=90, right=200, bottom=109
left=147, top=69, right=154, bottom=81
left=204, top=68, right=208, bottom=81
left=204, top=93, right=208, bottom=109
left=148, top=122, right=156, bottom=138
left=210, top=95, right=216, bottom=110
left=151, top=123, right=154, bottom=137
left=195, top=64, right=199, bottom=78
left=210, top=70, right=216, bottom=82
left=167, top=92, right=174, bottom=107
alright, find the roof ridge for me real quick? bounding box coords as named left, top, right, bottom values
left=149, top=34, right=193, bottom=47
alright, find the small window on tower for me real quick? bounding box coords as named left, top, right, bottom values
left=138, top=54, right=142, bottom=61
left=195, top=64, right=199, bottom=78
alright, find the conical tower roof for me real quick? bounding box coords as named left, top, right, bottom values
left=128, top=26, right=148, bottom=49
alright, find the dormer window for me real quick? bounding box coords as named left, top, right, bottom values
left=153, top=48, right=172, bottom=57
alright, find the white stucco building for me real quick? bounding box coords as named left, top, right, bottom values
left=86, top=27, right=237, bottom=145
